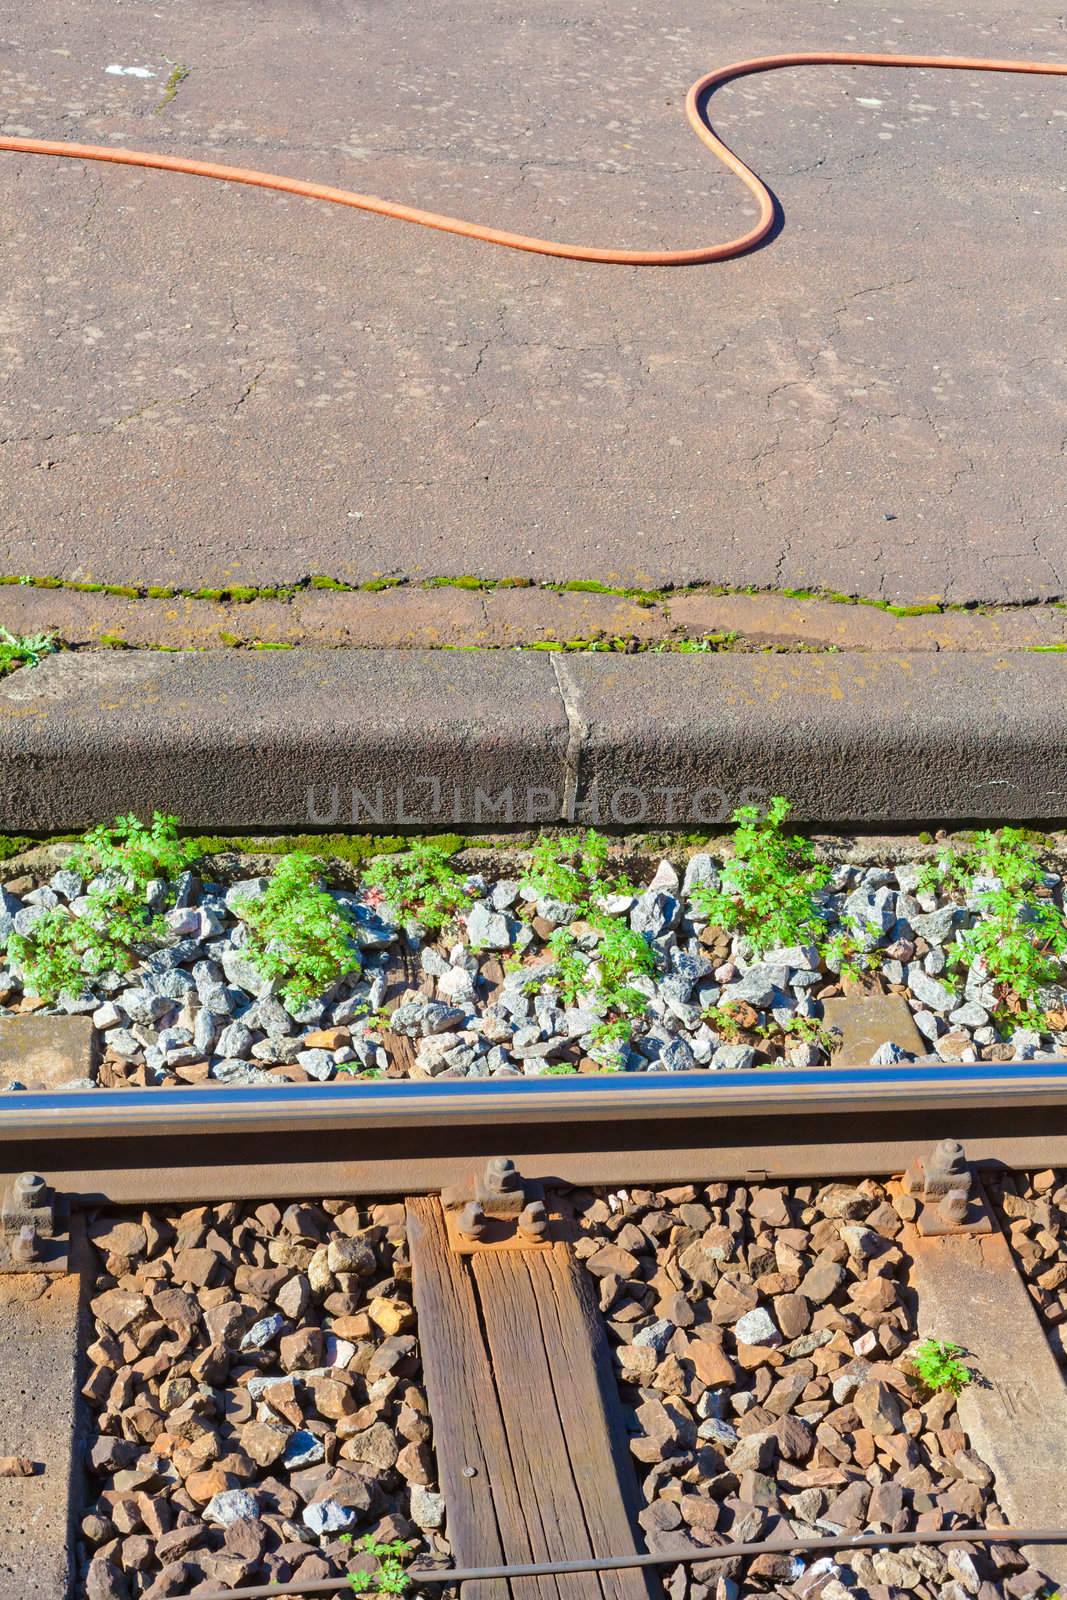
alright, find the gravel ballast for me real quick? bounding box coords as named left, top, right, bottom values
left=79, top=1198, right=449, bottom=1598
left=563, top=1177, right=1055, bottom=1600
left=2, top=843, right=1066, bottom=1089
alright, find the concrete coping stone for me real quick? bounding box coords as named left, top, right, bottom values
left=0, top=648, right=1065, bottom=831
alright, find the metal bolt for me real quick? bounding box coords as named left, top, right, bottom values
left=12, top=1224, right=38, bottom=1265
left=518, top=1199, right=548, bottom=1240
left=462, top=1466, right=477, bottom=1478
left=458, top=1201, right=487, bottom=1241
left=13, top=1173, right=45, bottom=1208
left=939, top=1188, right=970, bottom=1224
left=485, top=1157, right=520, bottom=1195
left=933, top=1139, right=967, bottom=1177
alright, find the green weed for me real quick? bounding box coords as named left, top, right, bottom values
left=523, top=828, right=632, bottom=909
left=341, top=1535, right=414, bottom=1596
left=692, top=797, right=829, bottom=956
left=919, top=828, right=1067, bottom=1026
left=912, top=1338, right=972, bottom=1396
left=6, top=813, right=195, bottom=1000
left=154, top=60, right=190, bottom=112
left=240, top=853, right=361, bottom=1007
left=521, top=836, right=652, bottom=1048
left=0, top=627, right=58, bottom=676
left=363, top=838, right=472, bottom=932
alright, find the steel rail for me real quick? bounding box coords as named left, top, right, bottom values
left=188, top=1527, right=1067, bottom=1600
left=1, top=1064, right=1066, bottom=1203
left=3, top=1062, right=1067, bottom=1137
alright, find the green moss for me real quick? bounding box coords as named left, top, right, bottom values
left=309, top=575, right=355, bottom=592
left=154, top=61, right=190, bottom=113
left=422, top=575, right=489, bottom=591
left=554, top=578, right=666, bottom=605
left=250, top=640, right=294, bottom=650
left=182, top=831, right=466, bottom=868
left=217, top=630, right=242, bottom=647
left=0, top=570, right=1041, bottom=627
left=97, top=634, right=128, bottom=649
left=0, top=835, right=33, bottom=862
left=1029, top=643, right=1067, bottom=652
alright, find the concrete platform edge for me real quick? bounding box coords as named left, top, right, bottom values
left=1, top=648, right=1065, bottom=831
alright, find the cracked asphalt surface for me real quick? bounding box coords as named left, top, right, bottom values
left=2, top=0, right=1066, bottom=604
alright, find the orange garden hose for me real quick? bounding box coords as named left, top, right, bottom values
left=2, top=51, right=1066, bottom=263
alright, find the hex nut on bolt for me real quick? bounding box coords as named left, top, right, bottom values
left=485, top=1157, right=521, bottom=1195
left=518, top=1200, right=548, bottom=1240
left=13, top=1173, right=45, bottom=1208
left=939, top=1188, right=970, bottom=1224
left=458, top=1201, right=487, bottom=1241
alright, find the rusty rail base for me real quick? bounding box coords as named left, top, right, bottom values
left=0, top=1065, right=1064, bottom=1203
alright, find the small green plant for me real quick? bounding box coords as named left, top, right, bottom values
left=692, top=797, right=829, bottom=957
left=530, top=918, right=655, bottom=1032
left=363, top=839, right=472, bottom=932
left=587, top=1014, right=636, bottom=1058
left=68, top=811, right=192, bottom=885
left=822, top=919, right=882, bottom=984
left=341, top=1535, right=414, bottom=1596
left=768, top=1014, right=839, bottom=1054
left=0, top=626, right=58, bottom=676
left=702, top=1001, right=751, bottom=1043
left=523, top=828, right=634, bottom=911
left=912, top=1338, right=972, bottom=1396
left=920, top=829, right=1067, bottom=1026
left=357, top=1008, right=394, bottom=1036
left=241, top=853, right=361, bottom=1007
left=6, top=812, right=195, bottom=1001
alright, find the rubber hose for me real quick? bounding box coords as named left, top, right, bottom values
left=2, top=51, right=1066, bottom=264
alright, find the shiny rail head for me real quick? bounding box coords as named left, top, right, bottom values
left=0, top=1059, right=1066, bottom=1133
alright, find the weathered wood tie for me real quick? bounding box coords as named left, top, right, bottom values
left=407, top=1195, right=661, bottom=1600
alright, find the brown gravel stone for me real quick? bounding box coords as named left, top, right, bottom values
left=79, top=1199, right=449, bottom=1597
left=567, top=1176, right=1053, bottom=1600
left=170, top=1248, right=221, bottom=1288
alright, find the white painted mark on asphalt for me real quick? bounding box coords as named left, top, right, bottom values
left=105, top=64, right=156, bottom=78
left=856, top=96, right=883, bottom=108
